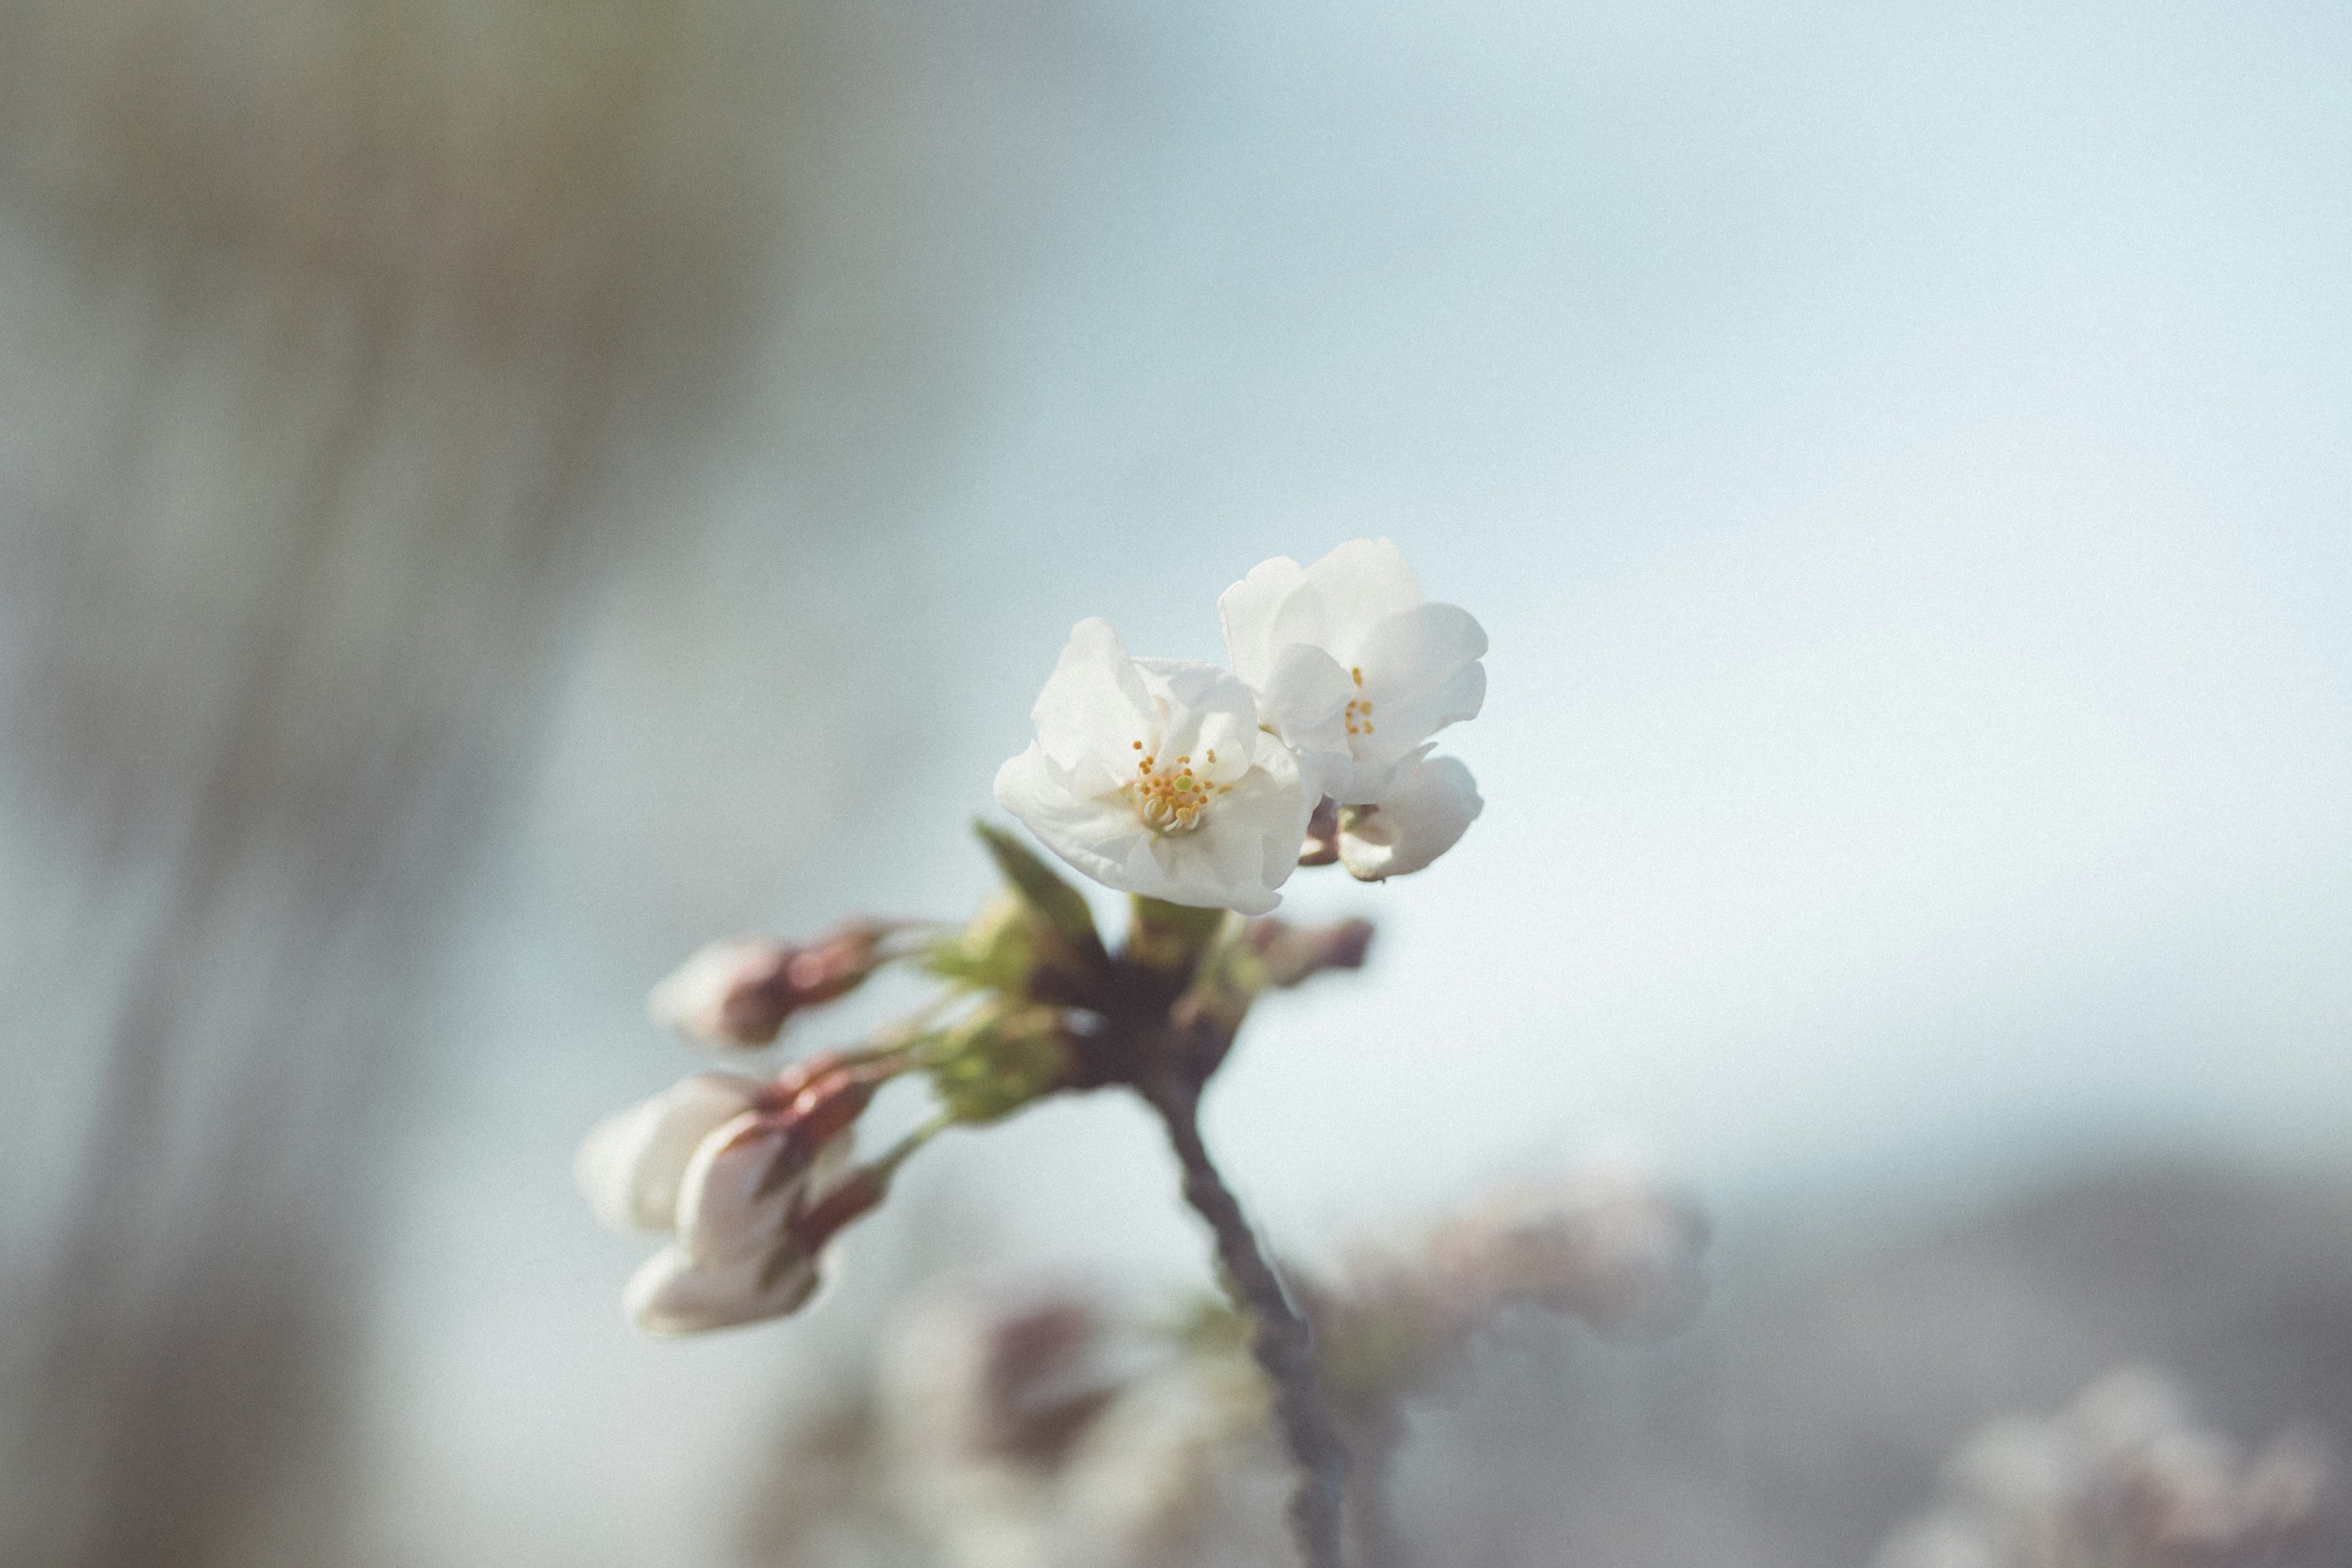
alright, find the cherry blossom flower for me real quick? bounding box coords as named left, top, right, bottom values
left=994, top=618, right=1313, bottom=915
left=1218, top=538, right=1485, bottom=811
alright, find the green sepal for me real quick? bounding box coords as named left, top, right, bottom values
left=922, top=893, right=1039, bottom=994
left=919, top=1000, right=1074, bottom=1125
left=974, top=821, right=1101, bottom=949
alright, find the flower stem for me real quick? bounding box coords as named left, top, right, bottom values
left=869, top=1109, right=956, bottom=1175
left=1140, top=1072, right=1350, bottom=1568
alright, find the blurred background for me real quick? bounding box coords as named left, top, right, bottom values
left=1, top=2, right=2346, bottom=1564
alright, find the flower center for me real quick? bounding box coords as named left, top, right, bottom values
left=1121, top=742, right=1232, bottom=835
left=1343, top=665, right=1376, bottom=737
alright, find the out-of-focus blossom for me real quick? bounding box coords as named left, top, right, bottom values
left=1289, top=1156, right=1711, bottom=1426
left=1332, top=750, right=1483, bottom=883
left=995, top=618, right=1312, bottom=915
left=1428, top=1156, right=1710, bottom=1340
left=649, top=922, right=894, bottom=1048
left=879, top=1283, right=1257, bottom=1568
left=1874, top=1366, right=2335, bottom=1568
left=1218, top=538, right=1485, bottom=811
left=578, top=1052, right=889, bottom=1336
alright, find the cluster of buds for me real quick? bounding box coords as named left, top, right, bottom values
left=576, top=1052, right=899, bottom=1334
left=578, top=822, right=1384, bottom=1335
left=1874, top=1366, right=2334, bottom=1568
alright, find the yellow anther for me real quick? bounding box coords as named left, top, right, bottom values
left=1118, top=743, right=1223, bottom=837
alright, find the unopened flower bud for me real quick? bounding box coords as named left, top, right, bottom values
left=624, top=1237, right=834, bottom=1336
left=789, top=1161, right=892, bottom=1254
left=622, top=1102, right=889, bottom=1338
left=575, top=1071, right=766, bottom=1234
left=649, top=922, right=893, bottom=1048
left=1245, top=916, right=1374, bottom=987
left=679, top=1057, right=877, bottom=1264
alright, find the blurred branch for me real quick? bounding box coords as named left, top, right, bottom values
left=1140, top=1067, right=1352, bottom=1568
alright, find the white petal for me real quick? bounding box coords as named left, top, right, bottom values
left=1346, top=601, right=1487, bottom=771
left=1032, top=619, right=1159, bottom=769
left=1338, top=753, right=1482, bottom=880
left=575, top=1073, right=764, bottom=1235
left=676, top=1116, right=856, bottom=1266
left=995, top=744, right=1158, bottom=891
left=1254, top=643, right=1357, bottom=788
left=1217, top=555, right=1308, bottom=690
left=1132, top=657, right=1262, bottom=771
left=622, top=1242, right=831, bottom=1337
left=1300, top=538, right=1425, bottom=660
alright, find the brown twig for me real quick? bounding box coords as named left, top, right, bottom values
left=1140, top=1070, right=1351, bottom=1568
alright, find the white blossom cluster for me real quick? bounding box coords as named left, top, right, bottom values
left=996, top=539, right=1486, bottom=914
left=1874, top=1366, right=2332, bottom=1568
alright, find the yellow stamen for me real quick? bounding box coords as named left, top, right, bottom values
left=1119, top=743, right=1223, bottom=837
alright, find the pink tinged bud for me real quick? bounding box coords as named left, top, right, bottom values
left=676, top=1096, right=870, bottom=1268
left=780, top=921, right=894, bottom=1006
left=623, top=1123, right=889, bottom=1338
left=575, top=1072, right=765, bottom=1234
left=1246, top=916, right=1375, bottom=988
left=622, top=1240, right=831, bottom=1337
left=649, top=937, right=799, bottom=1047
left=647, top=924, right=892, bottom=1049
